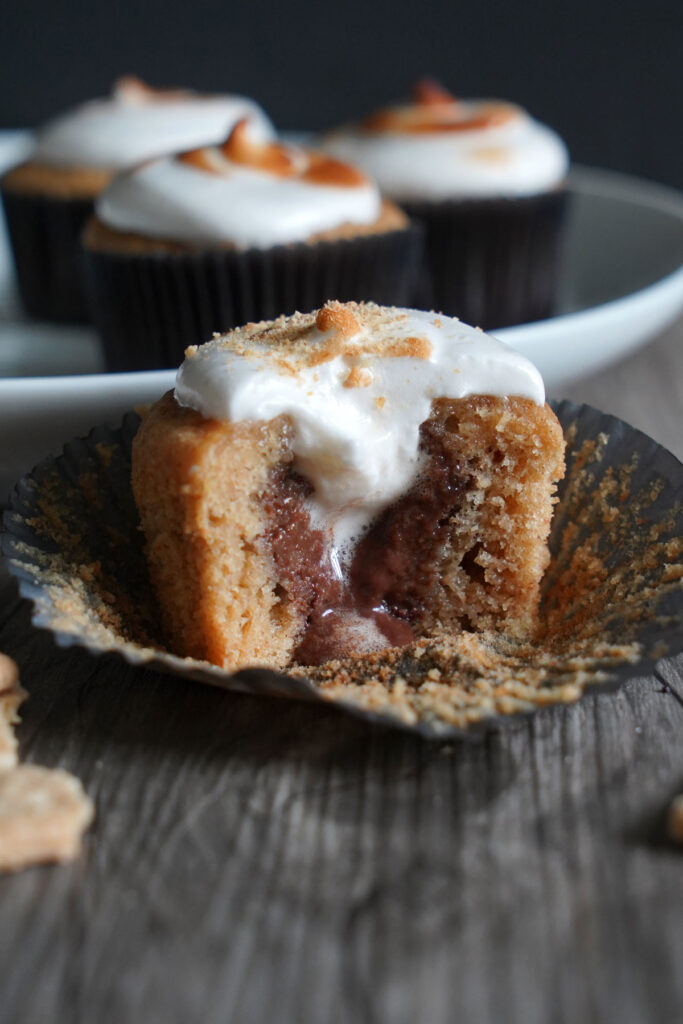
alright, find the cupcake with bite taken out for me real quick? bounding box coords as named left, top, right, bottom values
left=132, top=300, right=565, bottom=669
left=0, top=77, right=274, bottom=322
left=82, top=120, right=421, bottom=371
left=320, top=80, right=569, bottom=328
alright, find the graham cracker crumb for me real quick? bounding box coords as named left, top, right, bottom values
left=0, top=651, right=93, bottom=871
left=668, top=795, right=683, bottom=844
left=316, top=300, right=361, bottom=338
left=205, top=303, right=436, bottom=372
left=343, top=366, right=373, bottom=389
left=0, top=654, right=19, bottom=692
left=0, top=655, right=26, bottom=771
left=384, top=336, right=432, bottom=360
left=0, top=766, right=94, bottom=872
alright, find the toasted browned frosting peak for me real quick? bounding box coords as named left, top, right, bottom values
left=362, top=81, right=519, bottom=135
left=412, top=78, right=459, bottom=106
left=178, top=120, right=370, bottom=186
left=113, top=75, right=197, bottom=105
left=304, top=152, right=367, bottom=187
left=177, top=117, right=299, bottom=175
left=220, top=118, right=301, bottom=176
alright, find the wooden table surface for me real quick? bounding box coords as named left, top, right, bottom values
left=1, top=319, right=683, bottom=1024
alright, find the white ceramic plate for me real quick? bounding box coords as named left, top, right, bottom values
left=1, top=129, right=682, bottom=499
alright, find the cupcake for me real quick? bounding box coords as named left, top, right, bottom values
left=0, top=76, right=274, bottom=322
left=320, top=80, right=569, bottom=328
left=132, top=300, right=565, bottom=668
left=82, top=122, right=422, bottom=371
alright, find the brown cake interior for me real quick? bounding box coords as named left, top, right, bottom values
left=132, top=391, right=564, bottom=669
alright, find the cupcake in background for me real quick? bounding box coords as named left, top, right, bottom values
left=0, top=77, right=274, bottom=322
left=320, top=80, right=569, bottom=328
left=82, top=120, right=421, bottom=371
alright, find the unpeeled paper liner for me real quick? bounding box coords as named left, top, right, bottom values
left=2, top=401, right=682, bottom=740
left=403, top=190, right=568, bottom=329
left=0, top=184, right=93, bottom=323
left=83, top=226, right=423, bottom=371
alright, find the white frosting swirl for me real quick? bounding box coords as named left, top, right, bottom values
left=322, top=99, right=568, bottom=200
left=96, top=136, right=382, bottom=248
left=175, top=303, right=544, bottom=551
left=32, top=81, right=274, bottom=171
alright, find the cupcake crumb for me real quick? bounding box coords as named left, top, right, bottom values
left=0, top=654, right=26, bottom=772
left=668, top=795, right=683, bottom=845
left=0, top=766, right=94, bottom=873
left=0, top=653, right=19, bottom=692
left=0, top=651, right=94, bottom=872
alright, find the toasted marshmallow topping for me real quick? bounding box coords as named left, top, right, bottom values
left=321, top=80, right=568, bottom=200
left=96, top=121, right=382, bottom=248
left=175, top=302, right=544, bottom=554
left=32, top=76, right=274, bottom=171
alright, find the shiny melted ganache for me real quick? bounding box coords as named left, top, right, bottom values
left=263, top=417, right=469, bottom=666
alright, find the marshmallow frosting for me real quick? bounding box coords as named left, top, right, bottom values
left=175, top=302, right=545, bottom=553
left=32, top=77, right=274, bottom=171
left=96, top=124, right=382, bottom=248
left=321, top=82, right=568, bottom=201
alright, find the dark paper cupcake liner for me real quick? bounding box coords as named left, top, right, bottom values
left=83, top=226, right=423, bottom=372
left=3, top=401, right=682, bottom=740
left=0, top=183, right=94, bottom=323
left=402, top=189, right=568, bottom=329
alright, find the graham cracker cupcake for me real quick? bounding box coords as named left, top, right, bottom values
left=82, top=123, right=422, bottom=370
left=321, top=80, right=569, bottom=328
left=132, top=301, right=565, bottom=669
left=0, top=77, right=274, bottom=322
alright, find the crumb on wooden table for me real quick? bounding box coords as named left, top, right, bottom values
left=0, top=653, right=26, bottom=771
left=668, top=795, right=683, bottom=845
left=0, top=765, right=94, bottom=872
left=0, top=652, right=94, bottom=873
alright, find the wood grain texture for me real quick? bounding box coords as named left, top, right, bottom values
left=1, top=317, right=682, bottom=1024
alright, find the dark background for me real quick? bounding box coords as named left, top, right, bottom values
left=2, top=0, right=682, bottom=188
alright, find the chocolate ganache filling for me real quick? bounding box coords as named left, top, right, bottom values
left=263, top=415, right=469, bottom=666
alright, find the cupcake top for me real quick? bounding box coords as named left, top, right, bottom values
left=176, top=300, right=544, bottom=549
left=95, top=121, right=384, bottom=248
left=32, top=76, right=274, bottom=172
left=321, top=80, right=569, bottom=201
